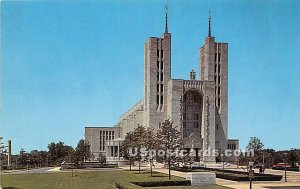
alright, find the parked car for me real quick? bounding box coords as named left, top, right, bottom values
left=191, top=162, right=205, bottom=169
left=272, top=163, right=291, bottom=168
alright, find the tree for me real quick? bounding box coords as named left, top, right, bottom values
left=75, top=139, right=91, bottom=162
left=287, top=148, right=299, bottom=167
left=120, top=125, right=155, bottom=174
left=48, top=141, right=73, bottom=166
left=246, top=137, right=264, bottom=152
left=246, top=137, right=264, bottom=163
left=130, top=125, right=148, bottom=174
left=156, top=119, right=183, bottom=179
left=16, top=149, right=28, bottom=168
left=65, top=148, right=76, bottom=163
left=0, top=137, right=8, bottom=169
left=261, top=149, right=275, bottom=168
left=120, top=131, right=135, bottom=171
left=143, top=128, right=157, bottom=176
left=97, top=153, right=106, bottom=164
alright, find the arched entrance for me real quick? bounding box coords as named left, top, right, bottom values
left=182, top=90, right=203, bottom=160
left=183, top=90, right=203, bottom=138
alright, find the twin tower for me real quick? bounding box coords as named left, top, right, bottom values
left=85, top=9, right=239, bottom=163
left=142, top=11, right=231, bottom=161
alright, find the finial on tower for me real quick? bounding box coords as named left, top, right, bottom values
left=165, top=4, right=168, bottom=33
left=190, top=69, right=196, bottom=80
left=208, top=11, right=212, bottom=37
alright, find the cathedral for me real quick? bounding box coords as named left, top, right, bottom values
left=85, top=9, right=239, bottom=164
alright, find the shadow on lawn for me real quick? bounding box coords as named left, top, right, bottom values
left=132, top=171, right=168, bottom=177
left=151, top=175, right=168, bottom=177
left=3, top=187, right=21, bottom=189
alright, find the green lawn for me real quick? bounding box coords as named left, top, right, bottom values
left=2, top=170, right=231, bottom=189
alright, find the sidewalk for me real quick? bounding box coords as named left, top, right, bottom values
left=3, top=169, right=24, bottom=173
left=120, top=165, right=300, bottom=189
left=47, top=167, right=61, bottom=172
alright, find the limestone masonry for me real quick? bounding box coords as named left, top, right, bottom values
left=85, top=11, right=239, bottom=163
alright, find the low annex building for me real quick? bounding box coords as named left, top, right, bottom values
left=85, top=10, right=239, bottom=163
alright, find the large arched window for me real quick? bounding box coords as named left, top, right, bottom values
left=182, top=90, right=203, bottom=139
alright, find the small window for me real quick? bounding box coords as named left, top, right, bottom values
left=218, top=53, right=221, bottom=62
left=218, top=76, right=221, bottom=84
left=218, top=65, right=221, bottom=74
left=157, top=50, right=159, bottom=57
left=216, top=124, right=219, bottom=130
left=194, top=122, right=199, bottom=128
left=161, top=50, right=164, bottom=58
left=194, top=114, right=199, bottom=120
left=160, top=84, right=163, bottom=92
left=161, top=61, right=163, bottom=69
left=157, top=95, right=159, bottom=104
left=157, top=72, right=159, bottom=80
left=161, top=96, right=163, bottom=104
left=161, top=73, right=163, bottom=81
left=157, top=84, right=159, bottom=92
left=157, top=61, right=159, bottom=69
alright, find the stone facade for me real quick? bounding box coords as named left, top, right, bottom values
left=84, top=126, right=122, bottom=159
left=186, top=172, right=216, bottom=186
left=85, top=12, right=238, bottom=162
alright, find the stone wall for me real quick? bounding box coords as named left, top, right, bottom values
left=118, top=99, right=144, bottom=136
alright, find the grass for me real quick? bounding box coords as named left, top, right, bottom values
left=2, top=170, right=231, bottom=189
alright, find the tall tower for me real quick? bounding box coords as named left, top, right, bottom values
left=8, top=140, right=11, bottom=166
left=144, top=6, right=171, bottom=129
left=199, top=13, right=228, bottom=152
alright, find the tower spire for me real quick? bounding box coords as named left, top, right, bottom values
left=165, top=5, right=168, bottom=33
left=208, top=11, right=211, bottom=37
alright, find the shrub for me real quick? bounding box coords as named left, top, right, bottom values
left=131, top=180, right=191, bottom=187
left=172, top=167, right=283, bottom=181
left=272, top=167, right=299, bottom=172
left=115, top=181, right=127, bottom=189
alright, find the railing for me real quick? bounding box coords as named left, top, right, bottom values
left=184, top=80, right=204, bottom=90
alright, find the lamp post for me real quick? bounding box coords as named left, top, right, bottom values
left=284, top=152, right=287, bottom=182
left=248, top=161, right=254, bottom=189
left=150, top=159, right=153, bottom=177
left=221, top=153, right=224, bottom=174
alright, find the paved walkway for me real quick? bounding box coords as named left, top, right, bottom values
left=3, top=167, right=54, bottom=174
left=120, top=164, right=300, bottom=189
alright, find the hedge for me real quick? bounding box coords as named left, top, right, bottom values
left=115, top=181, right=127, bottom=189
left=272, top=167, right=299, bottom=172
left=215, top=172, right=282, bottom=181
left=172, top=167, right=283, bottom=181
left=131, top=180, right=191, bottom=187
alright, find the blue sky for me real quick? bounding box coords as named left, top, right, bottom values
left=1, top=0, right=299, bottom=154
